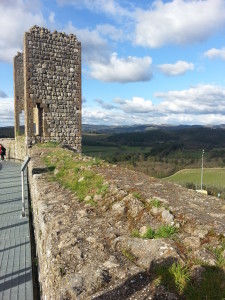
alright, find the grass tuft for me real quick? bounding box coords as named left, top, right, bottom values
left=133, top=192, right=142, bottom=200
left=43, top=147, right=105, bottom=201
left=122, top=249, right=136, bottom=262
left=142, top=225, right=177, bottom=239
left=150, top=198, right=161, bottom=208
left=131, top=229, right=140, bottom=238
left=155, top=262, right=190, bottom=294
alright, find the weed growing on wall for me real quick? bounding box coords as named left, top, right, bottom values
left=43, top=146, right=105, bottom=202
left=149, top=198, right=161, bottom=208
left=154, top=262, right=190, bottom=294
left=131, top=225, right=177, bottom=239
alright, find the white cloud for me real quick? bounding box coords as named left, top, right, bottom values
left=64, top=22, right=110, bottom=63
left=158, top=60, right=194, bottom=76
left=89, top=53, right=152, bottom=83
left=155, top=84, right=225, bottom=115
left=82, top=84, right=225, bottom=125
left=135, top=0, right=225, bottom=48
left=96, top=24, right=124, bottom=41
left=49, top=12, right=55, bottom=24
left=204, top=48, right=225, bottom=60
left=114, top=97, right=153, bottom=113
left=0, top=98, right=14, bottom=127
left=57, top=0, right=132, bottom=18
left=0, top=0, right=45, bottom=62
left=95, top=99, right=115, bottom=110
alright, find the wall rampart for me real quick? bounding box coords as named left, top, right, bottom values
left=0, top=138, right=27, bottom=161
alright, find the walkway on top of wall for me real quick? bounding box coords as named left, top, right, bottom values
left=0, top=161, right=33, bottom=300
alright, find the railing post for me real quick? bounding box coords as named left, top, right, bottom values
left=21, top=170, right=25, bottom=217
left=21, top=156, right=31, bottom=217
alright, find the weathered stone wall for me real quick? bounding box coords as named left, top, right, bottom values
left=24, top=26, right=82, bottom=151
left=27, top=146, right=225, bottom=299
left=14, top=52, right=24, bottom=137
left=0, top=138, right=26, bottom=161
left=15, top=136, right=27, bottom=160
left=0, top=139, right=16, bottom=160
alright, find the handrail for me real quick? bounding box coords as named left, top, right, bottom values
left=21, top=156, right=31, bottom=217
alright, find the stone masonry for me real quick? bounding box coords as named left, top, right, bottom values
left=14, top=52, right=24, bottom=136
left=14, top=25, right=82, bottom=152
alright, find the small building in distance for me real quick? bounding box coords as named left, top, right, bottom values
left=14, top=25, right=82, bottom=152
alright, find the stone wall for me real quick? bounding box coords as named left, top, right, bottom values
left=23, top=26, right=82, bottom=151
left=14, top=52, right=24, bottom=136
left=0, top=139, right=16, bottom=160
left=0, top=138, right=27, bottom=161
left=26, top=146, right=225, bottom=299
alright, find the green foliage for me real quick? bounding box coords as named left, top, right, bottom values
left=131, top=229, right=140, bottom=238
left=185, top=266, right=225, bottom=299
left=43, top=147, right=105, bottom=201
left=133, top=192, right=142, bottom=200
left=155, top=263, right=190, bottom=294
left=165, top=168, right=225, bottom=199
left=155, top=262, right=225, bottom=298
left=122, top=249, right=136, bottom=262
left=150, top=198, right=161, bottom=208
left=133, top=225, right=177, bottom=239
left=97, top=184, right=109, bottom=195
left=165, top=168, right=225, bottom=189
left=143, top=227, right=155, bottom=239
left=155, top=225, right=177, bottom=238
left=209, top=239, right=225, bottom=268
left=37, top=141, right=59, bottom=148
left=82, top=129, right=225, bottom=179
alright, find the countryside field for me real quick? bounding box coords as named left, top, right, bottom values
left=165, top=168, right=225, bottom=197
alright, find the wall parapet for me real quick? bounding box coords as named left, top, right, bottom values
left=0, top=138, right=26, bottom=161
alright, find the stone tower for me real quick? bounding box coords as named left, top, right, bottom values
left=14, top=26, right=82, bottom=152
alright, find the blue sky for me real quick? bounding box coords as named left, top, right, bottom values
left=1, top=0, right=225, bottom=126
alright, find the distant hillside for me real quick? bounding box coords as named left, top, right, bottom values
left=82, top=123, right=225, bottom=134
left=83, top=127, right=225, bottom=150
left=0, top=127, right=14, bottom=138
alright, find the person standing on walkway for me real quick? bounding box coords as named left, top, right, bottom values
left=0, top=144, right=6, bottom=161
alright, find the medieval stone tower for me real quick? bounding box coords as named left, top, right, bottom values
left=14, top=26, right=82, bottom=152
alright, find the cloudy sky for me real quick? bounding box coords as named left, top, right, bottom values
left=0, top=0, right=225, bottom=126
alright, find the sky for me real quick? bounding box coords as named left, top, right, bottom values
left=0, top=0, right=225, bottom=127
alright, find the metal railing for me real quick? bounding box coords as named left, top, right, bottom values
left=21, top=156, right=31, bottom=217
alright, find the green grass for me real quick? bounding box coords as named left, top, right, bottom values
left=131, top=229, right=140, bottom=237
left=143, top=225, right=177, bottom=239
left=154, top=263, right=225, bottom=298
left=133, top=192, right=142, bottom=200
left=165, top=168, right=225, bottom=190
left=43, top=147, right=105, bottom=202
left=167, top=149, right=203, bottom=159
left=185, top=266, right=225, bottom=299
left=132, top=225, right=177, bottom=239
left=36, top=141, right=59, bottom=148
left=155, top=262, right=191, bottom=294
left=208, top=238, right=225, bottom=268
left=82, top=141, right=150, bottom=160
left=122, top=249, right=136, bottom=262
left=150, top=198, right=161, bottom=208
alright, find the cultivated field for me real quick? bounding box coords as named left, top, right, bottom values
left=165, top=168, right=225, bottom=191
